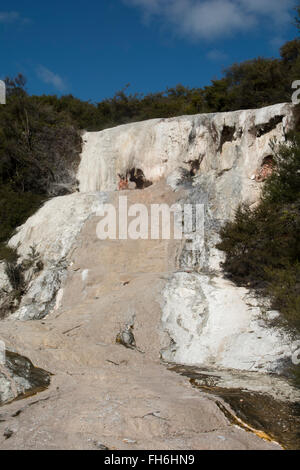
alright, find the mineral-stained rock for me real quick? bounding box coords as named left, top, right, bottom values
left=0, top=350, right=50, bottom=406
left=0, top=263, right=14, bottom=320
left=1, top=103, right=298, bottom=375
left=11, top=260, right=68, bottom=321
left=7, top=192, right=107, bottom=320
left=116, top=325, right=136, bottom=350
left=77, top=103, right=293, bottom=210
left=161, top=272, right=295, bottom=373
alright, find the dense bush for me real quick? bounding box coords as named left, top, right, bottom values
left=25, top=38, right=300, bottom=132
left=0, top=185, right=43, bottom=243
left=218, top=132, right=300, bottom=335
left=0, top=76, right=82, bottom=195
left=218, top=130, right=300, bottom=384
left=0, top=76, right=82, bottom=259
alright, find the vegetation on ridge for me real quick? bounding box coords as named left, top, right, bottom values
left=218, top=130, right=300, bottom=332
left=217, top=126, right=300, bottom=384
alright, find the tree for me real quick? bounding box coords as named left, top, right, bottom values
left=218, top=131, right=300, bottom=334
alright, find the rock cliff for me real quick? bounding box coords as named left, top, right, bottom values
left=5, top=102, right=297, bottom=372
left=0, top=103, right=299, bottom=449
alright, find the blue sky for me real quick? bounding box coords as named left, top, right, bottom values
left=0, top=0, right=298, bottom=102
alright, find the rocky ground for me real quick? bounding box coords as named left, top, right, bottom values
left=0, top=183, right=283, bottom=450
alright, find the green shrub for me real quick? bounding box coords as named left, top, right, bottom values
left=218, top=132, right=300, bottom=383
left=0, top=245, right=19, bottom=264
left=263, top=133, right=300, bottom=204
left=5, top=261, right=24, bottom=293
left=0, top=183, right=44, bottom=263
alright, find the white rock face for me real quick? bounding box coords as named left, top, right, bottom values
left=0, top=263, right=12, bottom=294
left=79, top=101, right=297, bottom=373
left=0, top=263, right=13, bottom=315
left=0, top=350, right=50, bottom=405
left=9, top=192, right=106, bottom=261
left=78, top=103, right=293, bottom=210
left=8, top=192, right=107, bottom=320
left=161, top=273, right=294, bottom=373
left=157, top=106, right=298, bottom=373
left=2, top=103, right=298, bottom=375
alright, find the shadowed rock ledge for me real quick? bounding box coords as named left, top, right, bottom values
left=0, top=350, right=50, bottom=406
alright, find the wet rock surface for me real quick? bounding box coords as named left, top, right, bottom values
left=169, top=364, right=300, bottom=450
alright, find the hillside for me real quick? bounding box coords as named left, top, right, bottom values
left=0, top=103, right=299, bottom=449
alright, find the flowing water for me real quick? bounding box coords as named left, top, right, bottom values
left=169, top=364, right=300, bottom=450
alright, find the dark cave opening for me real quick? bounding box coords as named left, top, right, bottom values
left=251, top=115, right=284, bottom=138
left=255, top=155, right=276, bottom=182
left=189, top=159, right=201, bottom=177
left=262, top=155, right=275, bottom=166
left=128, top=168, right=153, bottom=189
left=219, top=125, right=236, bottom=152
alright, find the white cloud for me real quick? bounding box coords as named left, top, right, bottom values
left=37, top=66, right=66, bottom=92
left=0, top=11, right=30, bottom=24
left=0, top=11, right=20, bottom=23
left=124, top=0, right=294, bottom=40
left=206, top=49, right=228, bottom=62
left=239, top=0, right=293, bottom=17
